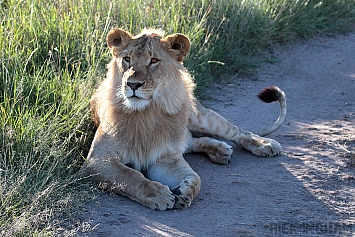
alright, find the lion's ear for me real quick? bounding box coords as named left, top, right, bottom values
left=163, top=33, right=190, bottom=62
left=107, top=28, right=132, bottom=57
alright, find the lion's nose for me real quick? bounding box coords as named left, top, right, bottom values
left=127, top=81, right=145, bottom=91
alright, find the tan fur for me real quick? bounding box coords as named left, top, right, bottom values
left=81, top=28, right=286, bottom=210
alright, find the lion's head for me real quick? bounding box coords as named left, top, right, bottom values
left=105, top=28, right=195, bottom=114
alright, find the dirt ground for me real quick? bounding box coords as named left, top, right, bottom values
left=78, top=32, right=355, bottom=236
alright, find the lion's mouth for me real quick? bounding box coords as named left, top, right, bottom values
left=128, top=91, right=144, bottom=99
left=129, top=95, right=140, bottom=99
left=123, top=93, right=151, bottom=111
left=127, top=94, right=149, bottom=104
left=124, top=89, right=144, bottom=100
left=131, top=91, right=141, bottom=98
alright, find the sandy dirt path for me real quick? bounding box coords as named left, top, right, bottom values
left=79, top=32, right=355, bottom=236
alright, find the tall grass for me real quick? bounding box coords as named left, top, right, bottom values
left=1, top=0, right=355, bottom=235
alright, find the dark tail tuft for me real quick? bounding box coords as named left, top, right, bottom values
left=255, top=86, right=286, bottom=136
left=258, top=86, right=281, bottom=103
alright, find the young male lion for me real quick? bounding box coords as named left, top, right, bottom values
left=81, top=28, right=287, bottom=210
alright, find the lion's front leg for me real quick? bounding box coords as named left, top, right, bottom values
left=81, top=156, right=176, bottom=210
left=145, top=154, right=201, bottom=209
left=81, top=132, right=176, bottom=210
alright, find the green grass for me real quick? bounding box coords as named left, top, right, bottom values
left=1, top=0, right=355, bottom=235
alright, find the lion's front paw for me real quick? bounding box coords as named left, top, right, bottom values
left=171, top=178, right=200, bottom=209
left=143, top=181, right=176, bottom=211
left=251, top=137, right=282, bottom=157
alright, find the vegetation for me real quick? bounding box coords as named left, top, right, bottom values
left=1, top=0, right=355, bottom=235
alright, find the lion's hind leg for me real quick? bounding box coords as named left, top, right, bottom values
left=188, top=100, right=282, bottom=157
left=186, top=136, right=233, bottom=164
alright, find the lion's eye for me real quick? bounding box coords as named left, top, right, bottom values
left=123, top=56, right=131, bottom=63
left=150, top=58, right=160, bottom=64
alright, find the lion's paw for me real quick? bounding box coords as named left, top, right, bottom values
left=144, top=182, right=176, bottom=211
left=171, top=178, right=199, bottom=209
left=207, top=142, right=233, bottom=165
left=251, top=137, right=282, bottom=157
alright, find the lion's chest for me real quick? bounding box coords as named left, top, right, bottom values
left=113, top=110, right=188, bottom=170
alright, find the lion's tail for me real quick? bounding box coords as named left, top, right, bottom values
left=255, top=86, right=287, bottom=137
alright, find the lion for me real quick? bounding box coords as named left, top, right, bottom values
left=81, top=28, right=287, bottom=210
